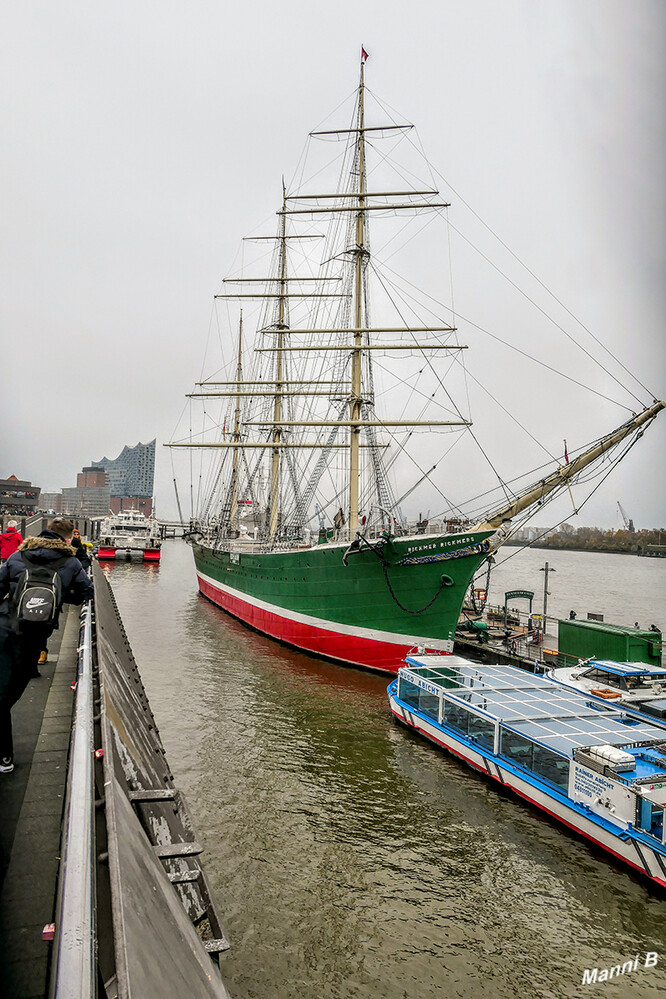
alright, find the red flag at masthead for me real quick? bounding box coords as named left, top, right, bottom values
left=361, top=46, right=369, bottom=63
left=563, top=440, right=569, bottom=464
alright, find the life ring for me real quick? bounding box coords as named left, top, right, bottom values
left=590, top=688, right=622, bottom=699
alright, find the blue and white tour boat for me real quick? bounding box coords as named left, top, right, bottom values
left=388, top=655, right=666, bottom=886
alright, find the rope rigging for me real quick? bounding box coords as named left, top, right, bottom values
left=168, top=73, right=661, bottom=550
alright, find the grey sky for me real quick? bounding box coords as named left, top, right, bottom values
left=1, top=1, right=664, bottom=527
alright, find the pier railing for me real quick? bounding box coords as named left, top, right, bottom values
left=47, top=568, right=231, bottom=997
left=49, top=602, right=96, bottom=999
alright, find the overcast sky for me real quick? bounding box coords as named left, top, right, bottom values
left=1, top=1, right=664, bottom=528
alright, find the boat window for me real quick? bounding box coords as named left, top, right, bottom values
left=467, top=714, right=496, bottom=752
left=418, top=688, right=441, bottom=721
left=530, top=744, right=569, bottom=791
left=648, top=804, right=664, bottom=843
left=439, top=698, right=493, bottom=748
left=398, top=678, right=420, bottom=710
left=500, top=728, right=569, bottom=791
left=500, top=729, right=534, bottom=769
left=442, top=698, right=471, bottom=736
left=641, top=702, right=666, bottom=720
left=585, top=669, right=612, bottom=684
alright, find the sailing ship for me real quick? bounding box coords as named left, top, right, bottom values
left=168, top=55, right=663, bottom=673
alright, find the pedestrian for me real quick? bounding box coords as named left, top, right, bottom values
left=0, top=518, right=94, bottom=773
left=0, top=521, right=23, bottom=562
left=70, top=528, right=92, bottom=570
left=635, top=622, right=640, bottom=629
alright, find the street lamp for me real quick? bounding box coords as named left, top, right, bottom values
left=539, top=561, right=556, bottom=625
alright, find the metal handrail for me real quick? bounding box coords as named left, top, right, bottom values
left=50, top=601, right=96, bottom=998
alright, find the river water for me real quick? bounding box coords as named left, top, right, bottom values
left=487, top=545, right=666, bottom=635
left=101, top=542, right=666, bottom=999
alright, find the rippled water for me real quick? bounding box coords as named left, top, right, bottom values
left=101, top=542, right=666, bottom=998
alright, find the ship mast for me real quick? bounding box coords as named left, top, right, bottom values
left=168, top=64, right=664, bottom=548
left=173, top=58, right=467, bottom=543
left=269, top=186, right=289, bottom=540
left=228, top=313, right=244, bottom=533
left=349, top=60, right=367, bottom=536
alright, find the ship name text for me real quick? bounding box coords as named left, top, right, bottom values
left=405, top=536, right=476, bottom=555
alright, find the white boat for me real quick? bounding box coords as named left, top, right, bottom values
left=96, top=510, right=161, bottom=562
left=388, top=655, right=666, bottom=886
left=546, top=660, right=666, bottom=722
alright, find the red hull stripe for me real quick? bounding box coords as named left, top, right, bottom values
left=390, top=705, right=666, bottom=887
left=196, top=571, right=445, bottom=672
left=97, top=547, right=161, bottom=562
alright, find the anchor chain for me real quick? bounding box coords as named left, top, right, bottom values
left=343, top=532, right=454, bottom=616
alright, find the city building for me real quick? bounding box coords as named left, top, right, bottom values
left=39, top=492, right=63, bottom=514
left=56, top=466, right=111, bottom=517
left=94, top=440, right=155, bottom=516
left=0, top=475, right=40, bottom=515
left=77, top=466, right=108, bottom=489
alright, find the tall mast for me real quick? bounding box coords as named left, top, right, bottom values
left=269, top=185, right=288, bottom=539
left=349, top=59, right=367, bottom=536
left=228, top=313, right=243, bottom=532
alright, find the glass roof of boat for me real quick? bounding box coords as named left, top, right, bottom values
left=401, top=656, right=666, bottom=756
left=584, top=661, right=666, bottom=677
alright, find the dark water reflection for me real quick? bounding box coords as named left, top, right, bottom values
left=101, top=542, right=666, bottom=998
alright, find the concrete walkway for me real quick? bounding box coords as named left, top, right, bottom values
left=0, top=607, right=79, bottom=999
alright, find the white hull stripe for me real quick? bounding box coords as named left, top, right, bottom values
left=196, top=569, right=454, bottom=651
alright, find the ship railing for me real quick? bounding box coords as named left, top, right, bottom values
left=200, top=521, right=478, bottom=553
left=49, top=601, right=96, bottom=998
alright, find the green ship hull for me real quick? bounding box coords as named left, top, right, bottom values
left=193, top=529, right=495, bottom=672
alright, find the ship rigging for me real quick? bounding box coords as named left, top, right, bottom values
left=166, top=53, right=663, bottom=672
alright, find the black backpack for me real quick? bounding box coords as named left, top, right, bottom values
left=11, top=553, right=70, bottom=627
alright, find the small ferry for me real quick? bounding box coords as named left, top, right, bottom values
left=388, top=655, right=666, bottom=886
left=96, top=510, right=161, bottom=562
left=546, top=660, right=666, bottom=722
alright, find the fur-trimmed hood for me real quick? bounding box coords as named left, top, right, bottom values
left=20, top=535, right=75, bottom=556
left=0, top=532, right=94, bottom=618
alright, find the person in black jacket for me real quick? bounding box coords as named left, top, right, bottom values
left=70, top=528, right=92, bottom=570
left=0, top=518, right=94, bottom=772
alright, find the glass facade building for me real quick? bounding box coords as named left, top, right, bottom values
left=94, top=440, right=155, bottom=500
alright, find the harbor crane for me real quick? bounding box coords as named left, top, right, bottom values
left=617, top=501, right=635, bottom=533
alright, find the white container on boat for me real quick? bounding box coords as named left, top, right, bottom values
left=587, top=745, right=636, bottom=770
